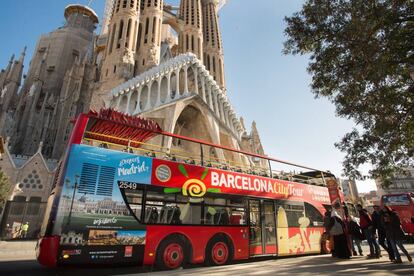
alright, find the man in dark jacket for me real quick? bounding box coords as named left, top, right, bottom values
left=372, top=205, right=394, bottom=261
left=357, top=204, right=380, bottom=258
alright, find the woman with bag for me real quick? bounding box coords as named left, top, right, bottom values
left=329, top=207, right=351, bottom=259
left=381, top=205, right=412, bottom=263
left=348, top=216, right=364, bottom=256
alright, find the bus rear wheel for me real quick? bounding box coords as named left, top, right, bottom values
left=156, top=236, right=187, bottom=270
left=205, top=236, right=233, bottom=266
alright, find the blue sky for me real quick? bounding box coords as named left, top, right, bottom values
left=0, top=0, right=376, bottom=192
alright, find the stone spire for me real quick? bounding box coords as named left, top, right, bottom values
left=100, top=0, right=140, bottom=91
left=0, top=54, right=14, bottom=90
left=136, top=0, right=164, bottom=74
left=8, top=47, right=26, bottom=85
left=202, top=0, right=225, bottom=90
left=178, top=0, right=204, bottom=61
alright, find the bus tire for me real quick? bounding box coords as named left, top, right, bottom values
left=205, top=235, right=233, bottom=266
left=156, top=235, right=188, bottom=270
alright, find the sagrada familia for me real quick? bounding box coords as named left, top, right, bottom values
left=0, top=0, right=265, bottom=211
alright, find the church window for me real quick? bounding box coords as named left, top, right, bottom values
left=142, top=59, right=145, bottom=66
left=144, top=18, right=150, bottom=44
left=154, top=0, right=158, bottom=7
left=137, top=24, right=142, bottom=50
left=130, top=0, right=134, bottom=8
left=152, top=17, right=157, bottom=43
left=18, top=183, right=24, bottom=189
left=39, top=185, right=43, bottom=190
left=147, top=0, right=151, bottom=7
left=186, top=34, right=189, bottom=51
left=36, top=179, right=41, bottom=184
left=212, top=57, right=216, bottom=75
left=114, top=65, right=117, bottom=73
left=133, top=21, right=138, bottom=50
left=105, top=69, right=109, bottom=77
left=206, top=54, right=210, bottom=70
left=123, top=0, right=127, bottom=8
left=109, top=24, right=116, bottom=54
left=117, top=20, right=124, bottom=49
left=32, top=184, right=37, bottom=189
left=14, top=196, right=26, bottom=202
left=126, top=19, right=132, bottom=48
left=191, top=35, right=194, bottom=51
left=158, top=18, right=162, bottom=44
left=116, top=0, right=121, bottom=12
left=25, top=184, right=30, bottom=188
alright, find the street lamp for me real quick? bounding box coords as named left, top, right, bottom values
left=66, top=174, right=80, bottom=225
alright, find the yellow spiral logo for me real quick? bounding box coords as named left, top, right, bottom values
left=182, top=179, right=207, bottom=197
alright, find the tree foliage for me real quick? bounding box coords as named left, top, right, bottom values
left=0, top=170, right=11, bottom=208
left=283, top=0, right=414, bottom=183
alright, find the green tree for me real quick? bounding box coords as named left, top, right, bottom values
left=283, top=0, right=414, bottom=183
left=0, top=170, right=11, bottom=209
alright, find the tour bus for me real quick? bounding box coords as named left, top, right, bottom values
left=381, top=193, right=414, bottom=238
left=36, top=109, right=339, bottom=269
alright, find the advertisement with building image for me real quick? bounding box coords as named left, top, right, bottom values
left=54, top=144, right=152, bottom=264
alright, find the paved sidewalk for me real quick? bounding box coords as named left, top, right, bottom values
left=0, top=242, right=413, bottom=275
left=0, top=240, right=36, bottom=261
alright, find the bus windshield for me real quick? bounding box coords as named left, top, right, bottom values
left=382, top=194, right=412, bottom=206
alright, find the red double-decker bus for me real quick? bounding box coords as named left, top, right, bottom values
left=36, top=109, right=339, bottom=269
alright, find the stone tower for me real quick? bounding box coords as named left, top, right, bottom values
left=178, top=0, right=204, bottom=61
left=136, top=0, right=164, bottom=74
left=10, top=5, right=98, bottom=156
left=202, top=0, right=225, bottom=90
left=100, top=0, right=140, bottom=85
left=0, top=48, right=26, bottom=135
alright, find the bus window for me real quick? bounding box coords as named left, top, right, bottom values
left=143, top=189, right=202, bottom=225
left=304, top=202, right=324, bottom=227
left=278, top=203, right=304, bottom=228
left=204, top=196, right=247, bottom=226
left=382, top=194, right=411, bottom=206
left=124, top=189, right=143, bottom=221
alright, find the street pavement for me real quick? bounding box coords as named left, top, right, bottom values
left=0, top=242, right=413, bottom=275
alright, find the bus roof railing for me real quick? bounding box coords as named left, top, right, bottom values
left=83, top=109, right=335, bottom=183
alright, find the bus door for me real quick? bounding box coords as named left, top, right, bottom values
left=248, top=200, right=277, bottom=256
left=262, top=201, right=277, bottom=254
left=249, top=200, right=262, bottom=255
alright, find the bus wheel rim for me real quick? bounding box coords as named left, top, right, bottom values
left=163, top=243, right=184, bottom=269
left=212, top=242, right=228, bottom=265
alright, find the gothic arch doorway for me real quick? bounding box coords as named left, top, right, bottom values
left=171, top=105, right=217, bottom=162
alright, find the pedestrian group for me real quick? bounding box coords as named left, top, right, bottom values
left=324, top=203, right=412, bottom=263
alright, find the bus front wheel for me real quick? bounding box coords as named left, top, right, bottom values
left=205, top=235, right=233, bottom=266
left=156, top=236, right=187, bottom=270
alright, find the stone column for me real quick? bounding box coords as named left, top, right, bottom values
left=134, top=87, right=142, bottom=114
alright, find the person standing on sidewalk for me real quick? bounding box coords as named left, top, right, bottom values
left=20, top=222, right=29, bottom=239
left=348, top=215, right=364, bottom=256
left=372, top=205, right=394, bottom=261
left=329, top=205, right=351, bottom=259
left=357, top=204, right=380, bottom=258
left=381, top=205, right=412, bottom=263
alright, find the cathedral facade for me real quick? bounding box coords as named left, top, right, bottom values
left=0, top=1, right=265, bottom=210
